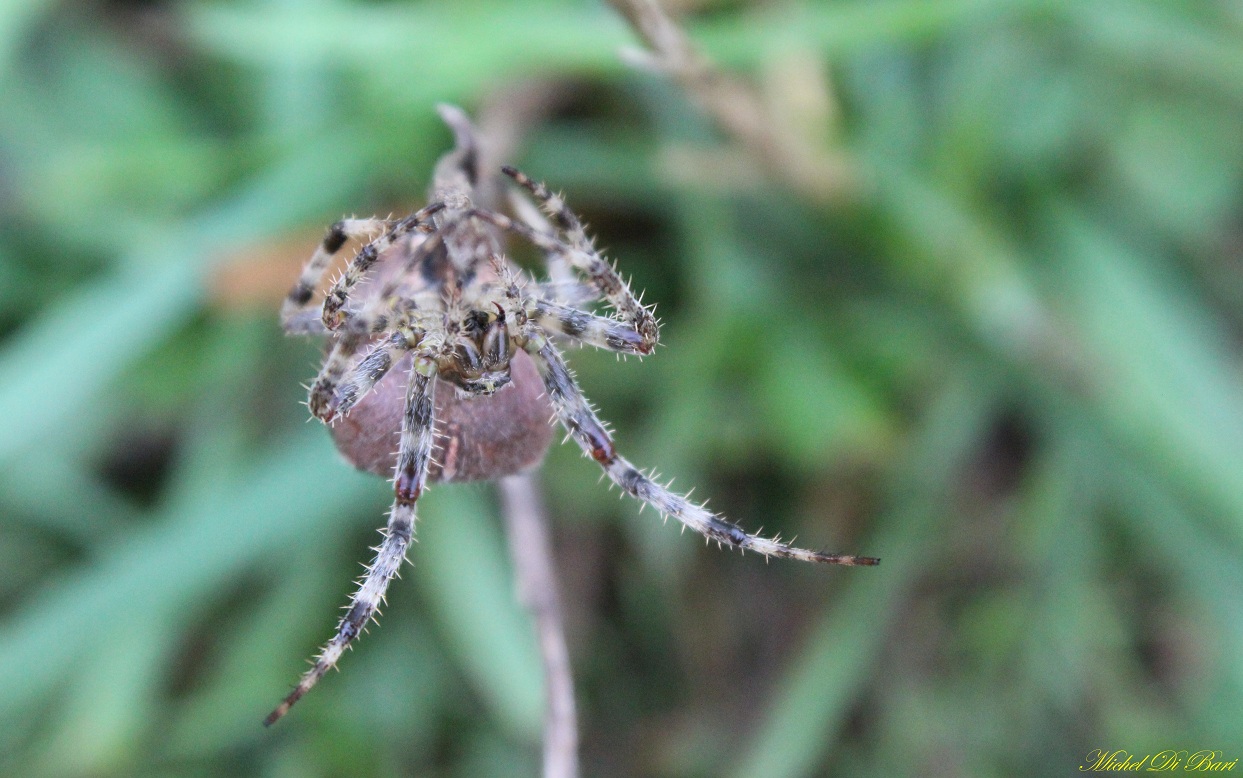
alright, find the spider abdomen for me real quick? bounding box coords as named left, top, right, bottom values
left=330, top=349, right=554, bottom=484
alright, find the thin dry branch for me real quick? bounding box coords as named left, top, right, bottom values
left=498, top=473, right=579, bottom=778
left=607, top=0, right=855, bottom=202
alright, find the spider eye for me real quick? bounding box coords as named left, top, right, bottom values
left=463, top=309, right=490, bottom=335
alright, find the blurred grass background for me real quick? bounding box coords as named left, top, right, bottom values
left=2, top=0, right=1243, bottom=775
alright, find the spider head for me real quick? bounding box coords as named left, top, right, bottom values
left=440, top=306, right=514, bottom=397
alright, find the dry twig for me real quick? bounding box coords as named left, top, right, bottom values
left=499, top=473, right=579, bottom=778
left=607, top=0, right=855, bottom=201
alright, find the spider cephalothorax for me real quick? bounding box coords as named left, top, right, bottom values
left=269, top=105, right=877, bottom=725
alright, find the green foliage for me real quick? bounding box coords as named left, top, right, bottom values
left=2, top=0, right=1242, bottom=775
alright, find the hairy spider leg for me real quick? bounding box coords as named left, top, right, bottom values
left=500, top=167, right=660, bottom=352
left=321, top=202, right=446, bottom=331
left=307, top=230, right=452, bottom=421
left=266, top=353, right=440, bottom=726
left=467, top=207, right=658, bottom=355
left=469, top=209, right=656, bottom=352
left=285, top=293, right=431, bottom=339
left=281, top=309, right=331, bottom=336
left=282, top=217, right=390, bottom=329
left=329, top=327, right=422, bottom=419
left=525, top=297, right=649, bottom=355
left=485, top=246, right=645, bottom=357
left=523, top=329, right=879, bottom=566
left=532, top=280, right=603, bottom=307
left=308, top=333, right=367, bottom=422
left=506, top=189, right=578, bottom=292
left=313, top=211, right=511, bottom=424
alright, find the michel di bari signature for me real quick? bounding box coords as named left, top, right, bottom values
left=1082, top=749, right=1238, bottom=772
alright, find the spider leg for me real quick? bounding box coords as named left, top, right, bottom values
left=467, top=203, right=658, bottom=354
left=328, top=328, right=420, bottom=419
left=282, top=218, right=389, bottom=331
left=500, top=167, right=592, bottom=251
left=534, top=281, right=602, bottom=307
left=307, top=333, right=367, bottom=422
left=523, top=330, right=878, bottom=566
left=321, top=202, right=446, bottom=331
left=282, top=309, right=330, bottom=336
left=266, top=353, right=439, bottom=726
left=527, top=297, right=651, bottom=355
left=361, top=226, right=466, bottom=320
left=308, top=308, right=436, bottom=422
left=507, top=188, right=577, bottom=291
left=500, top=167, right=659, bottom=349
left=306, top=232, right=458, bottom=422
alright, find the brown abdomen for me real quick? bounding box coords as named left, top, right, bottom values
left=330, top=349, right=554, bottom=483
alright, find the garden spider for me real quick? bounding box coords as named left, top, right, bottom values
left=268, top=105, right=878, bottom=725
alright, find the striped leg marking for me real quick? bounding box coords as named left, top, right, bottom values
left=506, top=187, right=578, bottom=289
left=500, top=167, right=659, bottom=350
left=307, top=229, right=461, bottom=423
left=468, top=203, right=659, bottom=354
left=266, top=356, right=438, bottom=726
left=329, top=329, right=417, bottom=419
left=528, top=298, right=651, bottom=355
left=308, top=333, right=364, bottom=422
left=281, top=218, right=389, bottom=330
left=321, top=203, right=446, bottom=331
left=525, top=331, right=878, bottom=566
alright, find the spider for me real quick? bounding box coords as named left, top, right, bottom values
left=268, top=105, right=878, bottom=726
